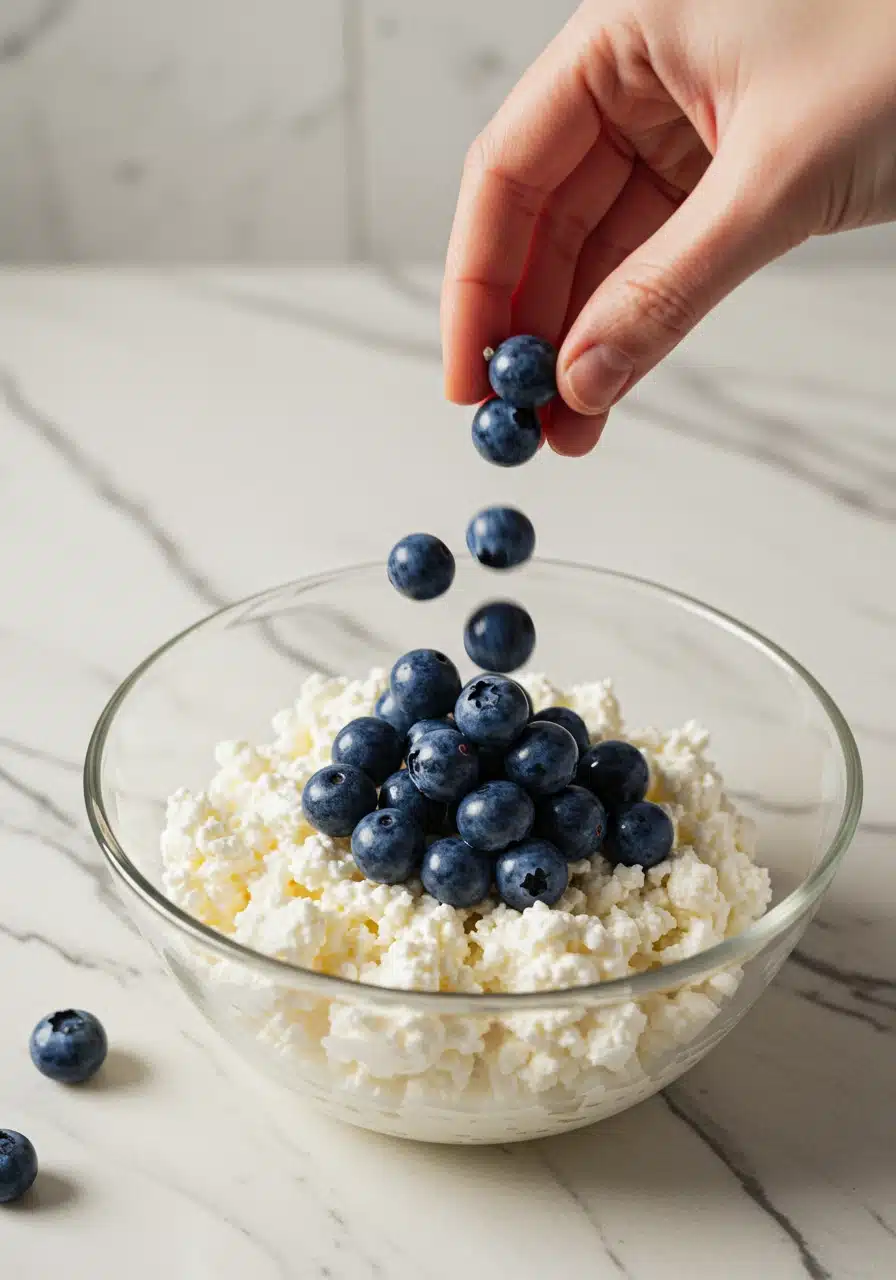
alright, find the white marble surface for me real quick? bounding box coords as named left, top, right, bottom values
left=0, top=265, right=893, bottom=1277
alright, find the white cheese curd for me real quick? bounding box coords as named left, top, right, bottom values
left=160, top=672, right=771, bottom=1140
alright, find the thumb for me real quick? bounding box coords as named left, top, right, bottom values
left=557, top=142, right=806, bottom=415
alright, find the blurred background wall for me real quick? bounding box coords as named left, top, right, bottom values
left=2, top=0, right=894, bottom=264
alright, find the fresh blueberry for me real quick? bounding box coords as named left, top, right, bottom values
left=302, top=764, right=377, bottom=836
left=472, top=399, right=541, bottom=467
left=576, top=740, right=649, bottom=810
left=530, top=706, right=590, bottom=757
left=374, top=689, right=414, bottom=737
left=463, top=601, right=536, bottom=673
left=407, top=728, right=479, bottom=803
left=351, top=808, right=425, bottom=883
left=496, top=838, right=568, bottom=909
left=406, top=717, right=454, bottom=748
left=29, top=1009, right=107, bottom=1084
left=0, top=1131, right=38, bottom=1203
left=504, top=721, right=578, bottom=796
left=387, top=533, right=455, bottom=601
left=487, top=335, right=557, bottom=408
left=421, top=837, right=493, bottom=907
left=390, top=649, right=462, bottom=721
left=606, top=801, right=674, bottom=868
left=466, top=506, right=535, bottom=570
left=332, top=716, right=404, bottom=786
left=456, top=781, right=535, bottom=852
left=454, top=674, right=530, bottom=747
left=534, top=786, right=606, bottom=860
left=379, top=769, right=445, bottom=832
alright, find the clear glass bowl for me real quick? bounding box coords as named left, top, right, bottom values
left=84, top=562, right=861, bottom=1144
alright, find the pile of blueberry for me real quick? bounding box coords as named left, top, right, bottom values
left=301, top=653, right=674, bottom=911
left=387, top=334, right=556, bottom=674
left=0, top=1008, right=107, bottom=1204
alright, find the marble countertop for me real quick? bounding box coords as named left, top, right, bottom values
left=0, top=265, right=893, bottom=1278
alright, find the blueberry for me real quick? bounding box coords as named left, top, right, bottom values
left=464, top=601, right=536, bottom=673
left=406, top=717, right=453, bottom=748
left=530, top=706, right=590, bottom=756
left=607, top=802, right=674, bottom=868
left=456, top=781, right=535, bottom=852
left=421, top=837, right=493, bottom=907
left=387, top=533, right=455, bottom=601
left=472, top=399, right=541, bottom=467
left=454, top=674, right=530, bottom=747
left=302, top=764, right=377, bottom=836
left=332, top=716, right=404, bottom=786
left=351, top=808, right=425, bottom=883
left=390, top=649, right=462, bottom=721
left=407, top=728, right=479, bottom=803
left=374, top=689, right=414, bottom=737
left=534, top=786, right=606, bottom=860
left=379, top=769, right=445, bottom=832
left=0, top=1131, right=38, bottom=1203
left=504, top=721, right=578, bottom=796
left=496, top=839, right=568, bottom=909
left=487, top=335, right=557, bottom=408
left=29, top=1009, right=107, bottom=1084
left=576, top=740, right=649, bottom=810
left=466, top=506, right=535, bottom=570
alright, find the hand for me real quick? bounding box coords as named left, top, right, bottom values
left=441, top=0, right=896, bottom=455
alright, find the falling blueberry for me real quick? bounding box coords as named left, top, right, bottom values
left=302, top=764, right=377, bottom=837
left=0, top=1131, right=38, bottom=1203
left=464, top=601, right=536, bottom=673
left=504, top=721, right=578, bottom=796
left=466, top=506, right=535, bottom=570
left=576, top=740, right=649, bottom=810
left=387, top=533, right=456, bottom=601
left=351, top=808, right=425, bottom=883
left=606, top=801, right=674, bottom=868
left=534, top=786, right=606, bottom=860
left=406, top=728, right=479, bottom=803
left=379, top=769, right=445, bottom=832
left=456, top=781, right=535, bottom=852
left=421, top=837, right=493, bottom=908
left=30, top=1009, right=107, bottom=1084
left=472, top=399, right=541, bottom=467
left=454, top=674, right=530, bottom=747
left=374, top=689, right=414, bottom=737
left=496, top=839, right=568, bottom=910
left=530, top=706, right=590, bottom=757
left=487, top=336, right=557, bottom=408
left=390, top=649, right=462, bottom=721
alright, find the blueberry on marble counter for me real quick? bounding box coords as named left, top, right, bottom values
left=30, top=1009, right=107, bottom=1084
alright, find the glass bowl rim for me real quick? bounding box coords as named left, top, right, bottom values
left=84, top=559, right=863, bottom=1012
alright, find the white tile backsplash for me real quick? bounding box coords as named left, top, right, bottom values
left=0, top=0, right=893, bottom=263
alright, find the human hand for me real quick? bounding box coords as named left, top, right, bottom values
left=441, top=0, right=896, bottom=454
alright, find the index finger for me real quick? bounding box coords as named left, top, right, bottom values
left=441, top=21, right=601, bottom=403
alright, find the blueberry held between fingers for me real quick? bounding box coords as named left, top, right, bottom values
left=0, top=1130, right=38, bottom=1203
left=454, top=674, right=530, bottom=747
left=374, top=689, right=414, bottom=737
left=406, top=717, right=454, bottom=748
left=464, top=601, right=536, bottom=673
left=406, top=728, right=479, bottom=803
left=530, top=706, right=590, bottom=756
left=466, top=507, right=535, bottom=570
left=504, top=721, right=578, bottom=796
left=387, top=533, right=456, bottom=601
left=30, top=1009, right=107, bottom=1084
left=496, top=838, right=568, bottom=909
left=351, top=808, right=425, bottom=883
left=487, top=336, right=557, bottom=408
left=302, top=764, right=377, bottom=836
left=456, top=781, right=535, bottom=852
left=390, top=649, right=462, bottom=721
left=576, top=740, right=649, bottom=810
left=422, top=836, right=493, bottom=907
left=472, top=399, right=541, bottom=467
left=606, top=801, right=674, bottom=868
left=534, top=785, right=606, bottom=860
left=379, top=769, right=445, bottom=832
left=332, top=716, right=404, bottom=786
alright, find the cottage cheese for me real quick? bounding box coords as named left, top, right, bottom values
left=160, top=671, right=771, bottom=1141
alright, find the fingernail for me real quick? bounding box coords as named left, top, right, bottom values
left=564, top=345, right=633, bottom=415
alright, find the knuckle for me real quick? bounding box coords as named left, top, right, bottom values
left=538, top=201, right=592, bottom=267
left=619, top=266, right=699, bottom=342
